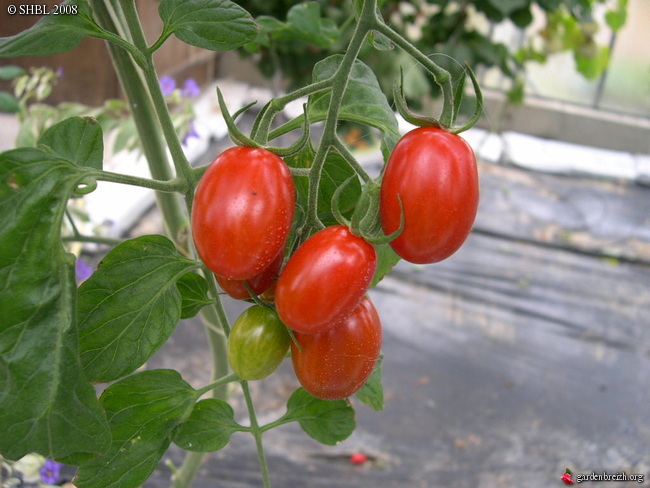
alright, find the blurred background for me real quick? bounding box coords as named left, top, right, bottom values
left=1, top=1, right=649, bottom=487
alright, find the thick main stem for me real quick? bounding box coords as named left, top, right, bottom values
left=89, top=0, right=190, bottom=252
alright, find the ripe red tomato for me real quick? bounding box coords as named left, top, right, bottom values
left=275, top=225, right=376, bottom=334
left=216, top=252, right=283, bottom=300
left=191, top=146, right=295, bottom=279
left=228, top=305, right=290, bottom=380
left=380, top=127, right=479, bottom=264
left=291, top=296, right=382, bottom=400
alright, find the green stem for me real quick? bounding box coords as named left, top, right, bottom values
left=304, top=0, right=376, bottom=230
left=373, top=21, right=454, bottom=127
left=241, top=381, right=272, bottom=488
left=333, top=137, right=371, bottom=183
left=196, top=372, right=240, bottom=397
left=253, top=79, right=333, bottom=144
left=94, top=170, right=188, bottom=192
left=89, top=0, right=190, bottom=252
left=118, top=0, right=196, bottom=193
left=62, top=234, right=124, bottom=246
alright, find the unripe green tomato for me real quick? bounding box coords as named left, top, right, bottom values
left=228, top=305, right=290, bottom=380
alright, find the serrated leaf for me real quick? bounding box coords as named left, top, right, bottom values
left=309, top=55, right=400, bottom=158
left=280, top=388, right=355, bottom=445
left=356, top=355, right=384, bottom=411
left=177, top=271, right=213, bottom=319
left=77, top=235, right=200, bottom=383
left=174, top=398, right=244, bottom=452
left=0, top=147, right=109, bottom=461
left=0, top=0, right=103, bottom=58
left=75, top=370, right=197, bottom=488
left=0, top=91, right=20, bottom=113
left=38, top=116, right=104, bottom=170
left=159, top=0, right=258, bottom=52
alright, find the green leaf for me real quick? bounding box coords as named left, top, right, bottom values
left=0, top=147, right=109, bottom=461
left=177, top=271, right=213, bottom=319
left=75, top=370, right=197, bottom=488
left=356, top=355, right=384, bottom=411
left=574, top=44, right=610, bottom=80
left=77, top=235, right=200, bottom=383
left=159, top=0, right=259, bottom=51
left=174, top=398, right=244, bottom=452
left=0, top=91, right=20, bottom=113
left=309, top=55, right=401, bottom=157
left=0, top=65, right=26, bottom=80
left=484, top=0, right=529, bottom=17
left=38, top=116, right=104, bottom=170
left=0, top=0, right=105, bottom=58
left=284, top=2, right=339, bottom=48
left=288, top=144, right=361, bottom=226
left=371, top=243, right=400, bottom=287
left=280, top=388, right=355, bottom=445
left=605, top=0, right=628, bottom=32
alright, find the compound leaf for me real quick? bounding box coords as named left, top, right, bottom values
left=75, top=370, right=197, bottom=488
left=0, top=147, right=109, bottom=461
left=0, top=0, right=104, bottom=58
left=77, top=235, right=200, bottom=383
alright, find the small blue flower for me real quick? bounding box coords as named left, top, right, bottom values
left=159, top=75, right=176, bottom=96
left=181, top=78, right=200, bottom=98
left=182, top=120, right=200, bottom=146
left=40, top=459, right=62, bottom=485
left=75, top=258, right=93, bottom=283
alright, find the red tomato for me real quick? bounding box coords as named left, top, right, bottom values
left=291, top=296, right=382, bottom=400
left=380, top=127, right=479, bottom=264
left=216, top=252, right=283, bottom=300
left=275, top=225, right=376, bottom=334
left=191, top=146, right=295, bottom=279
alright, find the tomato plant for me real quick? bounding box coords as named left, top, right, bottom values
left=228, top=305, right=291, bottom=381
left=0, top=0, right=486, bottom=487
left=215, top=251, right=283, bottom=300
left=291, top=296, right=382, bottom=400
left=380, top=127, right=479, bottom=264
left=191, top=146, right=295, bottom=280
left=275, top=225, right=377, bottom=334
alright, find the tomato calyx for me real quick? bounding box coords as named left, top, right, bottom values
left=332, top=176, right=404, bottom=245
left=394, top=64, right=483, bottom=135
left=217, top=87, right=311, bottom=158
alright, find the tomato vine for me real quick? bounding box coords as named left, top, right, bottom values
left=0, top=0, right=483, bottom=487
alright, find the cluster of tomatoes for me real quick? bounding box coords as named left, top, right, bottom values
left=191, top=127, right=479, bottom=400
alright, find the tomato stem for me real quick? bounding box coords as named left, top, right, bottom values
left=241, top=381, right=273, bottom=488
left=373, top=21, right=455, bottom=128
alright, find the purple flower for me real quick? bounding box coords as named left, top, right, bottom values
left=75, top=258, right=93, bottom=283
left=159, top=75, right=176, bottom=96
left=182, top=120, right=200, bottom=146
left=40, top=459, right=62, bottom=485
left=181, top=77, right=200, bottom=98
left=55, top=66, right=64, bottom=80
